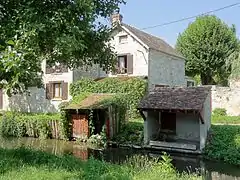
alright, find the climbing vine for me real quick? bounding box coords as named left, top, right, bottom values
left=70, top=77, right=147, bottom=118
left=88, top=109, right=95, bottom=135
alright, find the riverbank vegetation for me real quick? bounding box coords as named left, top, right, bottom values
left=0, top=112, right=61, bottom=139
left=113, top=119, right=144, bottom=146
left=204, top=125, right=240, bottom=166
left=0, top=147, right=201, bottom=180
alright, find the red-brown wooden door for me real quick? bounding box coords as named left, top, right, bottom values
left=72, top=114, right=89, bottom=138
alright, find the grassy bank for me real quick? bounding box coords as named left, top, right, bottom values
left=212, top=115, right=240, bottom=124
left=0, top=147, right=200, bottom=180
left=204, top=125, right=240, bottom=166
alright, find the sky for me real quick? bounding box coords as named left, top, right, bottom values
left=119, top=0, right=240, bottom=46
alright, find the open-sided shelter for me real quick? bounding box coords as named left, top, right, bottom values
left=138, top=86, right=211, bottom=153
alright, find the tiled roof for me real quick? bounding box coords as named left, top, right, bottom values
left=122, top=23, right=184, bottom=59
left=138, top=86, right=211, bottom=111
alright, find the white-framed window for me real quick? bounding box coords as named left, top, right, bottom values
left=119, top=35, right=128, bottom=44
left=117, top=55, right=128, bottom=74
left=53, top=83, right=62, bottom=99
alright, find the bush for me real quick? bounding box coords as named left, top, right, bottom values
left=204, top=125, right=240, bottom=165
left=0, top=112, right=61, bottom=139
left=70, top=77, right=147, bottom=118
left=212, top=108, right=227, bottom=116
left=113, top=120, right=144, bottom=145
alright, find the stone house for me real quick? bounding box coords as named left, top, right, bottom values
left=138, top=86, right=212, bottom=154
left=0, top=13, right=186, bottom=113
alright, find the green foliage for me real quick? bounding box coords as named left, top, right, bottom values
left=227, top=51, right=240, bottom=79
left=176, top=15, right=239, bottom=85
left=58, top=103, right=72, bottom=140
left=0, top=40, right=43, bottom=95
left=0, top=112, right=61, bottom=139
left=204, top=125, right=240, bottom=165
left=212, top=108, right=227, bottom=116
left=70, top=77, right=147, bottom=118
left=113, top=119, right=144, bottom=145
left=0, top=147, right=201, bottom=180
left=124, top=155, right=158, bottom=172
left=0, top=0, right=125, bottom=95
left=212, top=115, right=240, bottom=124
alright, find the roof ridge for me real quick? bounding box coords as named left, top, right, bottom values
left=122, top=23, right=167, bottom=44
left=121, top=23, right=184, bottom=59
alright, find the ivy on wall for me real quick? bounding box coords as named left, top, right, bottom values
left=70, top=77, right=147, bottom=118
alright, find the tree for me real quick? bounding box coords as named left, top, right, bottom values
left=227, top=50, right=240, bottom=79
left=176, top=15, right=239, bottom=85
left=0, top=0, right=125, bottom=95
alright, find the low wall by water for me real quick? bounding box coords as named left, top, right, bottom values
left=211, top=80, right=240, bottom=116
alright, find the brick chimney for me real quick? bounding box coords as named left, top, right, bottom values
left=111, top=9, right=123, bottom=26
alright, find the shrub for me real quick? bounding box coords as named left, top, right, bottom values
left=0, top=112, right=61, bottom=139
left=212, top=108, right=227, bottom=116
left=204, top=125, right=240, bottom=165
left=113, top=120, right=144, bottom=145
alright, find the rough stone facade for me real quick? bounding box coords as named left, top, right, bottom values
left=211, top=80, right=240, bottom=116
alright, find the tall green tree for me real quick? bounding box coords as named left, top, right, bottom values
left=0, top=0, right=125, bottom=95
left=227, top=50, right=240, bottom=79
left=176, top=15, right=239, bottom=85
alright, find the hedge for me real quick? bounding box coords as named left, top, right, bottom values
left=0, top=112, right=63, bottom=139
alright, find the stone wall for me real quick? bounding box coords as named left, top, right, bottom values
left=148, top=49, right=186, bottom=90
left=211, top=80, right=240, bottom=116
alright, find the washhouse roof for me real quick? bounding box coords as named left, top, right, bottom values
left=65, top=93, right=115, bottom=110
left=138, top=86, right=211, bottom=111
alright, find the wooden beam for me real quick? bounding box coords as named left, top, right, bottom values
left=139, top=110, right=146, bottom=121
left=199, top=112, right=204, bottom=124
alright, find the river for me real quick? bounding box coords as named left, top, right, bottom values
left=0, top=137, right=239, bottom=180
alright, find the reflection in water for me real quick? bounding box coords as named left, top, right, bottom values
left=0, top=137, right=239, bottom=180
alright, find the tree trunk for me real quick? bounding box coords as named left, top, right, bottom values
left=200, top=74, right=215, bottom=85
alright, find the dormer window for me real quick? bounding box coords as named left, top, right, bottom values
left=119, top=35, right=128, bottom=44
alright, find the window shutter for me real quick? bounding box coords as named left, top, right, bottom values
left=46, top=83, right=51, bottom=99
left=112, top=58, right=118, bottom=75
left=127, top=54, right=133, bottom=74
left=62, top=82, right=68, bottom=100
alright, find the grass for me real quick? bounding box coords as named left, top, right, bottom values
left=212, top=115, right=240, bottom=124
left=0, top=147, right=200, bottom=180
left=204, top=125, right=240, bottom=166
